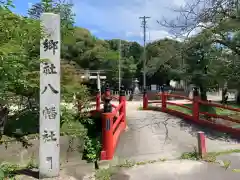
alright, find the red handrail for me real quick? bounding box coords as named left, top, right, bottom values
left=166, top=101, right=192, bottom=110
left=143, top=91, right=240, bottom=137
left=111, top=95, right=119, bottom=100
left=100, top=93, right=126, bottom=160
left=112, top=104, right=117, bottom=108
left=113, top=118, right=124, bottom=150
left=112, top=101, right=123, bottom=115
left=77, top=89, right=127, bottom=160
left=148, top=100, right=162, bottom=104
left=113, top=113, right=124, bottom=132
left=165, top=93, right=193, bottom=101
left=198, top=100, right=240, bottom=112
left=199, top=111, right=240, bottom=124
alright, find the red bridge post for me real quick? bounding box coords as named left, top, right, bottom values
left=143, top=89, right=148, bottom=109
left=161, top=85, right=166, bottom=112
left=101, top=85, right=114, bottom=160
left=197, top=131, right=207, bottom=158
left=119, top=85, right=126, bottom=129
left=193, top=87, right=199, bottom=121
left=96, top=89, right=100, bottom=111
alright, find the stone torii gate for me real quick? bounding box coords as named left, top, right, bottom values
left=81, top=70, right=106, bottom=99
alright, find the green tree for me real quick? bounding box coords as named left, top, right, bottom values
left=107, top=39, right=143, bottom=88
left=160, top=0, right=240, bottom=55
left=145, top=38, right=183, bottom=85
left=0, top=3, right=89, bottom=141
left=159, top=0, right=240, bottom=103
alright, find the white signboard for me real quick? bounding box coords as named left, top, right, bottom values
left=151, top=84, right=157, bottom=91
left=39, top=13, right=60, bottom=178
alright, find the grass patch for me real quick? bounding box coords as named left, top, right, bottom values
left=0, top=158, right=38, bottom=179
left=180, top=147, right=200, bottom=160
left=180, top=148, right=240, bottom=163
left=117, top=158, right=166, bottom=168
left=215, top=106, right=240, bottom=122
left=232, top=169, right=240, bottom=172
left=138, top=106, right=143, bottom=110
left=164, top=103, right=240, bottom=120
left=207, top=149, right=240, bottom=157
left=168, top=104, right=192, bottom=115
left=143, top=105, right=161, bottom=111
left=95, top=158, right=167, bottom=180
left=95, top=167, right=119, bottom=180
left=181, top=148, right=240, bottom=172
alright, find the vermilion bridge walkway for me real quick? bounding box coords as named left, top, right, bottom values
left=115, top=101, right=240, bottom=162
left=89, top=87, right=240, bottom=164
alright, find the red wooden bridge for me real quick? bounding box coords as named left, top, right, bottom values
left=85, top=87, right=240, bottom=161
left=143, top=91, right=240, bottom=137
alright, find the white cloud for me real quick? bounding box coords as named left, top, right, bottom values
left=148, top=30, right=173, bottom=41
left=27, top=2, right=33, bottom=9
left=173, top=0, right=186, bottom=6
left=72, top=0, right=208, bottom=42
left=125, top=31, right=139, bottom=37
left=126, top=29, right=185, bottom=42
left=126, top=29, right=174, bottom=42
left=90, top=29, right=99, bottom=34
left=72, top=0, right=182, bottom=40
left=177, top=22, right=213, bottom=40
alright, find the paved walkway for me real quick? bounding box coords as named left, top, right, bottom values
left=111, top=159, right=240, bottom=180
left=115, top=102, right=240, bottom=161
left=12, top=101, right=240, bottom=179
left=111, top=101, right=240, bottom=179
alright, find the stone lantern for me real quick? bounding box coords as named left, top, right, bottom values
left=133, top=78, right=140, bottom=94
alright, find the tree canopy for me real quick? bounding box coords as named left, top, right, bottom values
left=1, top=0, right=240, bottom=172
left=1, top=0, right=240, bottom=108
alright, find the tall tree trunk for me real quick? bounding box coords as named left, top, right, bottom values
left=0, top=106, right=9, bottom=140
left=221, top=87, right=228, bottom=104
left=236, top=90, right=240, bottom=105
left=199, top=84, right=216, bottom=116
left=221, top=82, right=228, bottom=104
left=94, top=160, right=99, bottom=169
left=199, top=85, right=207, bottom=101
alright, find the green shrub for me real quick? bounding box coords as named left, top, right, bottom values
left=81, top=111, right=102, bottom=168
left=0, top=162, right=20, bottom=179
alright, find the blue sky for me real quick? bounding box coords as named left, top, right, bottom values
left=11, top=0, right=187, bottom=42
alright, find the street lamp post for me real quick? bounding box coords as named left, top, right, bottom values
left=119, top=39, right=121, bottom=91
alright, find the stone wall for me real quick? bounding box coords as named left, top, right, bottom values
left=0, top=136, right=84, bottom=166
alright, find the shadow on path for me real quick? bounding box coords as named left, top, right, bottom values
left=15, top=168, right=39, bottom=179
left=115, top=108, right=240, bottom=162
left=177, top=118, right=240, bottom=143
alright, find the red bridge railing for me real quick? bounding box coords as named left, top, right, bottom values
left=100, top=86, right=126, bottom=160
left=143, top=89, right=240, bottom=137
left=77, top=85, right=126, bottom=160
